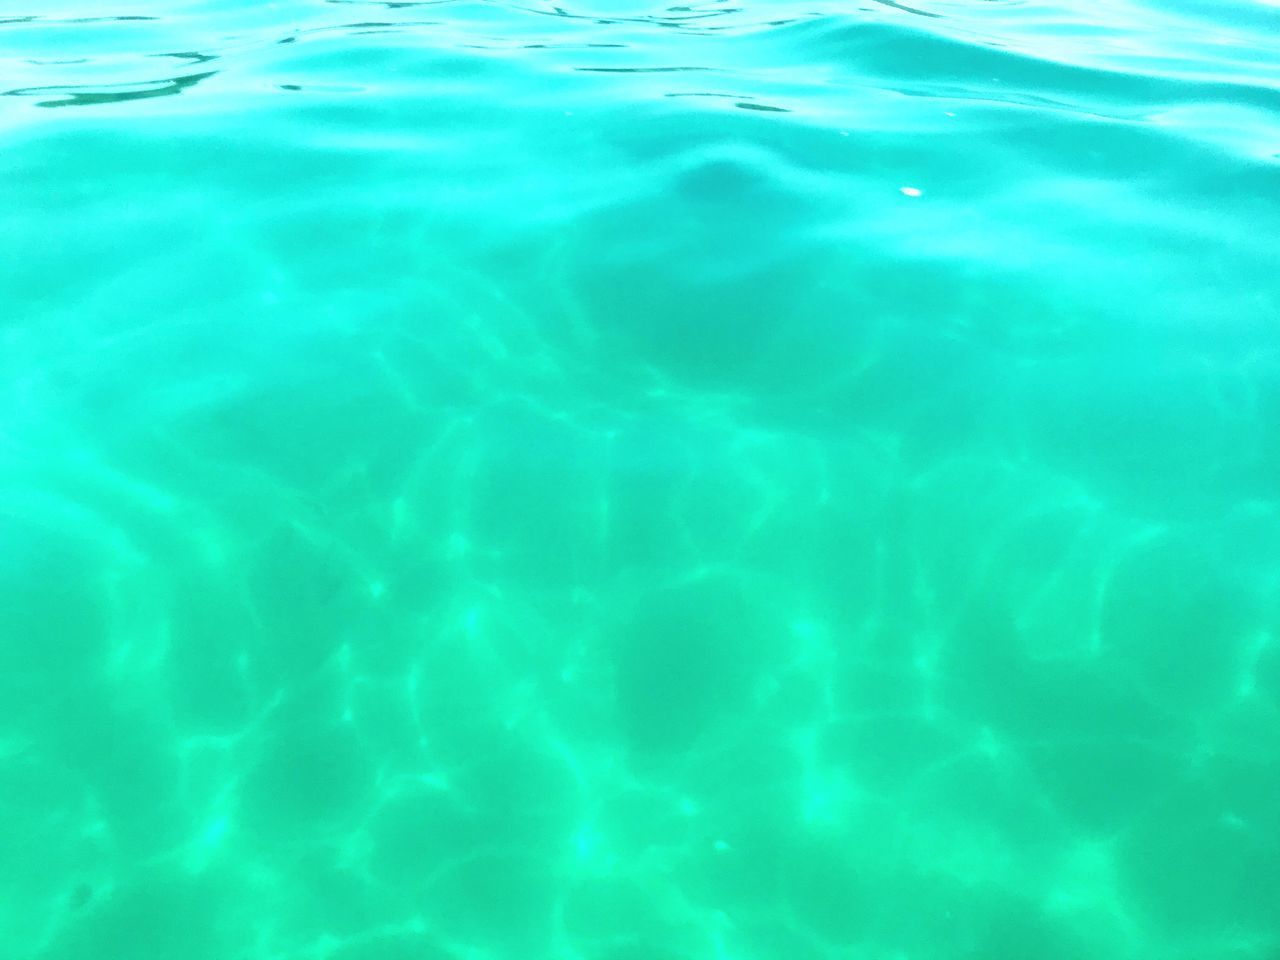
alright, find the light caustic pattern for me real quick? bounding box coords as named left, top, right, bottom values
left=2, top=1, right=1280, bottom=959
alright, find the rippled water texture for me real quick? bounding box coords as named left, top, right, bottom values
left=3, top=1, right=1280, bottom=958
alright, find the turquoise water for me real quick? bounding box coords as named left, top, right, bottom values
left=3, top=1, right=1280, bottom=957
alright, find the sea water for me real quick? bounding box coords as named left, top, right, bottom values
left=2, top=2, right=1279, bottom=958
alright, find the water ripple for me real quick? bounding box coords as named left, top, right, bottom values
left=1, top=1, right=1275, bottom=146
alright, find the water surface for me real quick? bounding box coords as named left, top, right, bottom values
left=3, top=1, right=1280, bottom=958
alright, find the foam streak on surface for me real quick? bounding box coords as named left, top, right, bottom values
left=2, top=1, right=1279, bottom=959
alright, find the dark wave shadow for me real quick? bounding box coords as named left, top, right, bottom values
left=869, top=0, right=943, bottom=19
left=154, top=51, right=219, bottom=65
left=4, top=70, right=216, bottom=108
left=0, top=14, right=159, bottom=23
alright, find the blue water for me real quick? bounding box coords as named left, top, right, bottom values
left=3, top=2, right=1280, bottom=958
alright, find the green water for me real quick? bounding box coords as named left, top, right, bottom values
left=3, top=1, right=1280, bottom=957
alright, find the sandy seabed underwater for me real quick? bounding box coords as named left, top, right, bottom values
left=2, top=1, right=1280, bottom=958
